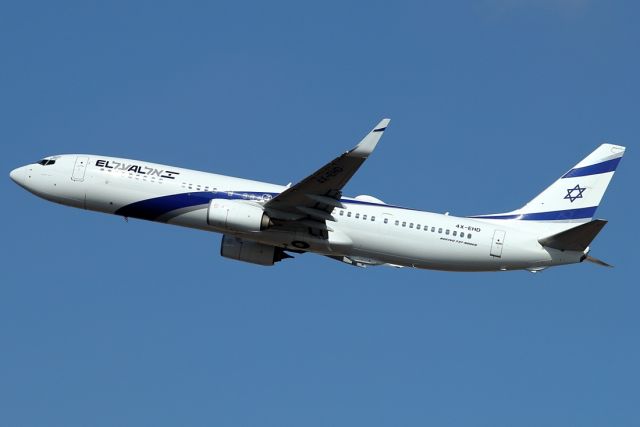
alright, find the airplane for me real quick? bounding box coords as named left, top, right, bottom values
left=9, top=119, right=625, bottom=272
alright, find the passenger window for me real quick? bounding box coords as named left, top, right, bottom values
left=416, top=224, right=421, bottom=230
left=355, top=213, right=360, bottom=219
left=445, top=229, right=450, bottom=235
left=460, top=232, right=465, bottom=238
left=371, top=216, right=375, bottom=221
left=395, top=220, right=399, bottom=226
left=431, top=227, right=435, bottom=232
left=438, top=228, right=442, bottom=233
left=384, top=218, right=388, bottom=224
left=402, top=221, right=406, bottom=227
left=468, top=234, right=472, bottom=239
left=339, top=210, right=344, bottom=216
left=347, top=212, right=352, bottom=217
left=363, top=214, right=367, bottom=220
left=409, top=223, right=414, bottom=229
left=453, top=231, right=457, bottom=236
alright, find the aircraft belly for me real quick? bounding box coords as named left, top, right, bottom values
left=345, top=225, right=552, bottom=271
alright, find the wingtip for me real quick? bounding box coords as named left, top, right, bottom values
left=599, top=142, right=626, bottom=153
left=349, top=118, right=391, bottom=157
left=373, top=118, right=391, bottom=133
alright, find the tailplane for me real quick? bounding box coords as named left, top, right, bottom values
left=538, top=219, right=613, bottom=268
left=538, top=219, right=607, bottom=251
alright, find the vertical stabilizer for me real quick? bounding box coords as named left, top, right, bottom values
left=472, top=144, right=625, bottom=230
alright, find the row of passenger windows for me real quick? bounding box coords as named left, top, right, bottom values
left=124, top=173, right=165, bottom=183
left=98, top=167, right=167, bottom=184
left=179, top=186, right=274, bottom=202
left=337, top=209, right=473, bottom=239
left=182, top=183, right=213, bottom=191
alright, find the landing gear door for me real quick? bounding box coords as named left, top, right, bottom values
left=490, top=230, right=506, bottom=258
left=72, top=156, right=89, bottom=181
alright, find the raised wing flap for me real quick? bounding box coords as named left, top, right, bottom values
left=305, top=194, right=345, bottom=209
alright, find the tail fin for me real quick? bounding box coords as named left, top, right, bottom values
left=473, top=144, right=625, bottom=224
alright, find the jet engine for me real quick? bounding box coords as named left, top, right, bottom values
left=220, top=235, right=292, bottom=266
left=207, top=199, right=272, bottom=232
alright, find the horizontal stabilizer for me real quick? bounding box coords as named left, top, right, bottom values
left=538, top=219, right=607, bottom=251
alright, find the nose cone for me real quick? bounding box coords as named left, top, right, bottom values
left=9, top=166, right=26, bottom=187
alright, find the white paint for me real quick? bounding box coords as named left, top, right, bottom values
left=9, top=123, right=625, bottom=272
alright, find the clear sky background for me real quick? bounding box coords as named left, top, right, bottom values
left=1, top=1, right=638, bottom=426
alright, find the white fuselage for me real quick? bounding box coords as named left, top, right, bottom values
left=9, top=154, right=583, bottom=272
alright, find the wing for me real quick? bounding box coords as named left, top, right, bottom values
left=265, top=118, right=390, bottom=235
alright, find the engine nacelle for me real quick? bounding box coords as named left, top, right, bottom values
left=220, top=235, right=292, bottom=266
left=207, top=199, right=271, bottom=232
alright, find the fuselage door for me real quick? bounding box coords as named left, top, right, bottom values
left=490, top=230, right=506, bottom=257
left=71, top=156, right=89, bottom=181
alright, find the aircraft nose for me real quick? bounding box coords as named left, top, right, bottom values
left=9, top=166, right=25, bottom=186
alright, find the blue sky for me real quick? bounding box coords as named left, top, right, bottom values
left=1, top=1, right=638, bottom=426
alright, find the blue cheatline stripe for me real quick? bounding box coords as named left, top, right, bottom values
left=115, top=190, right=419, bottom=221
left=472, top=206, right=597, bottom=221
left=562, top=157, right=621, bottom=178
left=116, top=193, right=212, bottom=220
left=115, top=191, right=275, bottom=221
left=115, top=191, right=596, bottom=222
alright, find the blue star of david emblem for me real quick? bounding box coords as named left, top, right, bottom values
left=564, top=184, right=586, bottom=203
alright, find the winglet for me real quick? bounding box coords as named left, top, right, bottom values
left=348, top=118, right=390, bottom=158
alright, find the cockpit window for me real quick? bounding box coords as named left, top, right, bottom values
left=38, top=159, right=56, bottom=166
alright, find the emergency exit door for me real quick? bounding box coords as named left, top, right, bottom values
left=71, top=156, right=89, bottom=181
left=490, top=230, right=506, bottom=258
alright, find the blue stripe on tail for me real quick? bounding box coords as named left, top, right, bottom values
left=562, top=157, right=621, bottom=178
